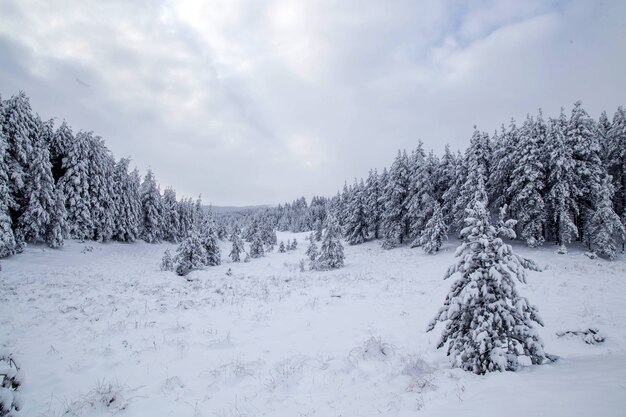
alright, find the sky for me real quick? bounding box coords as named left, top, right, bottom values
left=0, top=0, right=625, bottom=206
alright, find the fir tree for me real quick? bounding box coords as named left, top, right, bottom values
left=161, top=187, right=181, bottom=242
left=545, top=110, right=579, bottom=251
left=417, top=201, right=447, bottom=254
left=278, top=241, right=286, bottom=253
left=249, top=233, right=265, bottom=258
left=381, top=150, right=410, bottom=248
left=199, top=217, right=221, bottom=266
left=587, top=175, right=626, bottom=260
left=175, top=231, right=208, bottom=276
left=343, top=179, right=368, bottom=245
left=46, top=187, right=68, bottom=249
left=305, top=233, right=318, bottom=261
left=364, top=169, right=382, bottom=239
left=606, top=107, right=626, bottom=221
left=15, top=118, right=56, bottom=244
left=86, top=133, right=116, bottom=242
left=507, top=113, right=547, bottom=247
left=315, top=215, right=345, bottom=270
left=229, top=232, right=245, bottom=262
left=59, top=130, right=92, bottom=240
left=111, top=159, right=141, bottom=242
left=291, top=238, right=298, bottom=250
left=427, top=183, right=547, bottom=374
left=0, top=115, right=16, bottom=258
left=140, top=169, right=163, bottom=243
left=161, top=248, right=174, bottom=271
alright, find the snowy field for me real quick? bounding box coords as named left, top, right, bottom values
left=2, top=232, right=626, bottom=417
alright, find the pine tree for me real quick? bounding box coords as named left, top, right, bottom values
left=161, top=187, right=181, bottom=242
left=364, top=169, right=382, bottom=239
left=427, top=182, right=547, bottom=374
left=1, top=91, right=37, bottom=227
left=229, top=232, right=245, bottom=262
left=507, top=113, right=547, bottom=247
left=407, top=150, right=438, bottom=245
left=344, top=179, right=369, bottom=245
left=452, top=128, right=491, bottom=232
left=417, top=201, right=448, bottom=254
left=305, top=233, right=318, bottom=261
left=381, top=150, right=410, bottom=248
left=15, top=118, right=56, bottom=244
left=161, top=248, right=174, bottom=271
left=0, top=114, right=16, bottom=258
left=59, top=130, right=92, bottom=240
left=46, top=187, right=68, bottom=249
left=278, top=241, right=286, bottom=253
left=175, top=231, right=208, bottom=276
left=567, top=101, right=604, bottom=243
left=545, top=110, right=579, bottom=251
left=249, top=233, right=265, bottom=258
left=587, top=175, right=626, bottom=260
left=86, top=133, right=116, bottom=242
left=488, top=121, right=518, bottom=211
left=315, top=215, right=345, bottom=270
left=111, top=159, right=141, bottom=242
left=291, top=238, right=298, bottom=250
left=140, top=169, right=163, bottom=243
left=199, top=217, right=221, bottom=266
left=606, top=107, right=626, bottom=221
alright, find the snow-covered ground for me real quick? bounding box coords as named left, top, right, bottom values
left=2, top=232, right=625, bottom=417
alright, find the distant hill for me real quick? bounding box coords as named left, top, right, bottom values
left=205, top=204, right=274, bottom=216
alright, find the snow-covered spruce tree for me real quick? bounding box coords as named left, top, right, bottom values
left=278, top=241, right=286, bottom=253
left=488, top=121, right=518, bottom=211
left=305, top=233, right=318, bottom=261
left=417, top=200, right=448, bottom=254
left=507, top=113, right=547, bottom=247
left=249, top=233, right=265, bottom=258
left=315, top=215, right=344, bottom=270
left=427, top=181, right=547, bottom=374
left=111, top=159, right=141, bottom=242
left=45, top=187, right=68, bottom=249
left=344, top=179, right=369, bottom=245
left=451, top=128, right=491, bottom=233
left=381, top=150, right=410, bottom=248
left=407, top=150, right=439, bottom=246
left=587, top=175, right=626, bottom=260
left=161, top=187, right=181, bottom=243
left=160, top=248, right=174, bottom=271
left=441, top=150, right=463, bottom=227
left=606, top=107, right=626, bottom=222
left=229, top=232, right=245, bottom=262
left=1, top=91, right=37, bottom=228
left=140, top=169, right=163, bottom=243
left=566, top=101, right=604, bottom=243
left=59, top=130, right=93, bottom=240
left=15, top=118, right=56, bottom=245
left=291, top=238, right=298, bottom=250
left=364, top=169, right=382, bottom=239
left=0, top=117, right=17, bottom=258
left=86, top=134, right=116, bottom=242
left=198, top=216, right=221, bottom=266
left=174, top=231, right=208, bottom=276
left=314, top=218, right=324, bottom=241
left=545, top=110, right=579, bottom=252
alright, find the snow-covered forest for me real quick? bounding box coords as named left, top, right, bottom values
left=1, top=87, right=626, bottom=416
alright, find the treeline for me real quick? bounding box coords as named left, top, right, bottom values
left=267, top=101, right=626, bottom=259
left=0, top=91, right=216, bottom=262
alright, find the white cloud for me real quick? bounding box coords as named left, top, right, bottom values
left=0, top=0, right=624, bottom=205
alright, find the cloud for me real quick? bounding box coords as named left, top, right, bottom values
left=0, top=0, right=624, bottom=205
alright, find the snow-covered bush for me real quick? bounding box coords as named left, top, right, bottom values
left=278, top=241, right=285, bottom=253
left=160, top=249, right=174, bottom=271
left=0, top=352, right=23, bottom=417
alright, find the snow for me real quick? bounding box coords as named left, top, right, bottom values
left=1, top=233, right=625, bottom=416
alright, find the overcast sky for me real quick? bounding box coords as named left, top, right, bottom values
left=0, top=0, right=624, bottom=205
